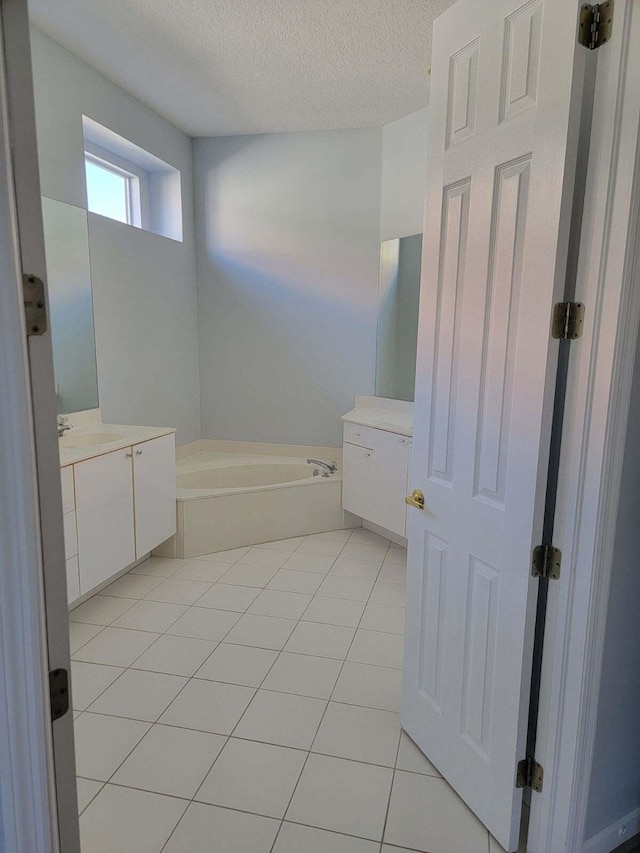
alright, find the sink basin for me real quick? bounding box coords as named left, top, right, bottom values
left=60, top=432, right=125, bottom=449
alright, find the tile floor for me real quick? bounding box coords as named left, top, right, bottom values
left=70, top=527, right=516, bottom=853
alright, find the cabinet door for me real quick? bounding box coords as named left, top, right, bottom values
left=75, top=449, right=135, bottom=594
left=342, top=441, right=373, bottom=519
left=371, top=430, right=410, bottom=537
left=133, top=434, right=176, bottom=558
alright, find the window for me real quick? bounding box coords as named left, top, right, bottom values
left=82, top=116, right=184, bottom=242
left=84, top=154, right=139, bottom=226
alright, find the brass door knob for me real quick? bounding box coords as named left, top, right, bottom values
left=405, top=489, right=425, bottom=510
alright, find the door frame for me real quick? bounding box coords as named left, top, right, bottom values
left=0, top=0, right=79, bottom=850
left=530, top=2, right=640, bottom=850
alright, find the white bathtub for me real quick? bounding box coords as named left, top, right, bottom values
left=162, top=448, right=352, bottom=558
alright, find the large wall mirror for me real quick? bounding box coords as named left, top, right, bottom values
left=41, top=197, right=99, bottom=414
left=375, top=233, right=422, bottom=402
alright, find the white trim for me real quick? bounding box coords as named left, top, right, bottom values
left=583, top=808, right=640, bottom=853
left=529, top=3, right=640, bottom=850
left=0, top=6, right=56, bottom=851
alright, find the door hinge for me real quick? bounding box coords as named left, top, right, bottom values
left=532, top=544, right=562, bottom=580
left=552, top=301, right=585, bottom=340
left=49, top=668, right=70, bottom=721
left=22, top=273, right=47, bottom=336
left=516, top=756, right=544, bottom=792
left=578, top=2, right=614, bottom=50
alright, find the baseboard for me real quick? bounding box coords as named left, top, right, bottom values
left=583, top=808, right=640, bottom=853
left=363, top=519, right=408, bottom=547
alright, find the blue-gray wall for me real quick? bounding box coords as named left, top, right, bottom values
left=31, top=29, right=200, bottom=444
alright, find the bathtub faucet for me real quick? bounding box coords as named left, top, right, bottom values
left=307, top=459, right=338, bottom=477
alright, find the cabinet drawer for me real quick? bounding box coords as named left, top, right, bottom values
left=61, top=465, right=75, bottom=513
left=343, top=422, right=374, bottom=449
left=63, top=510, right=78, bottom=560
left=66, top=555, right=80, bottom=604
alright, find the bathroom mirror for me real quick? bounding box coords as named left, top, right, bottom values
left=41, top=197, right=99, bottom=414
left=375, top=233, right=422, bottom=402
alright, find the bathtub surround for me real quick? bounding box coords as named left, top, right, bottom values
left=30, top=29, right=200, bottom=445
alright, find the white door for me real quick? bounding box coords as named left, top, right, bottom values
left=403, top=1, right=585, bottom=850
left=75, top=448, right=135, bottom=593
left=342, top=442, right=373, bottom=519
left=371, top=430, right=410, bottom=537
left=133, top=434, right=176, bottom=558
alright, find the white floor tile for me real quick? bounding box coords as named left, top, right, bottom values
left=296, top=538, right=345, bottom=557
left=267, top=568, right=325, bottom=594
left=378, top=562, right=407, bottom=584
left=111, top=600, right=188, bottom=633
left=261, top=652, right=342, bottom=699
left=273, top=822, right=379, bottom=853
left=301, top=595, right=365, bottom=628
left=196, top=737, right=306, bottom=818
left=145, top=577, right=212, bottom=606
left=112, top=723, right=225, bottom=798
left=385, top=547, right=407, bottom=566
left=224, top=613, right=297, bottom=650
left=286, top=753, right=393, bottom=841
left=166, top=606, right=240, bottom=641
left=396, top=731, right=441, bottom=777
left=348, top=630, right=404, bottom=669
left=248, top=589, right=312, bottom=619
left=360, top=603, right=405, bottom=635
left=312, top=702, right=401, bottom=767
left=76, top=777, right=103, bottom=814
left=72, top=627, right=159, bottom=667
left=130, top=556, right=186, bottom=577
left=71, top=661, right=124, bottom=711
left=196, top=583, right=261, bottom=612
left=80, top=784, right=187, bottom=853
left=69, top=595, right=137, bottom=626
left=195, top=546, right=251, bottom=563
left=159, top=678, right=254, bottom=734
left=332, top=661, right=402, bottom=712
left=305, top=529, right=354, bottom=542
left=103, top=573, right=164, bottom=599
left=370, top=581, right=406, bottom=607
left=238, top=547, right=290, bottom=568
left=74, top=712, right=149, bottom=781
left=195, top=643, right=278, bottom=687
left=284, top=620, right=355, bottom=659
left=349, top=529, right=391, bottom=546
left=172, top=559, right=232, bottom=583
left=258, top=537, right=305, bottom=551
left=283, top=552, right=337, bottom=574
left=330, top=557, right=381, bottom=580
left=131, top=634, right=217, bottom=677
left=69, top=622, right=104, bottom=655
left=341, top=543, right=388, bottom=563
left=384, top=771, right=488, bottom=852
left=163, top=802, right=279, bottom=853
left=316, top=575, right=374, bottom=602
left=88, top=669, right=187, bottom=722
left=220, top=564, right=279, bottom=587
left=234, top=689, right=326, bottom=749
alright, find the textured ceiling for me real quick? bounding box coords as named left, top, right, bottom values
left=29, top=0, right=453, bottom=137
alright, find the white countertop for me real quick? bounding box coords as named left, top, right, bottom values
left=59, top=422, right=176, bottom=467
left=341, top=396, right=413, bottom=437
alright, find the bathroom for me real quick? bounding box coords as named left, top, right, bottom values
left=31, top=4, right=445, bottom=851
left=6, top=2, right=640, bottom=853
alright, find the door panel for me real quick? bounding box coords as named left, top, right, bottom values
left=371, top=431, right=410, bottom=537
left=342, top=442, right=373, bottom=519
left=133, top=434, right=176, bottom=558
left=403, top=1, right=584, bottom=849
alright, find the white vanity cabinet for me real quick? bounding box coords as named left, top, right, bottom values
left=371, top=431, right=411, bottom=537
left=63, top=431, right=176, bottom=601
left=75, top=447, right=136, bottom=594
left=342, top=407, right=412, bottom=539
left=133, top=434, right=176, bottom=559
